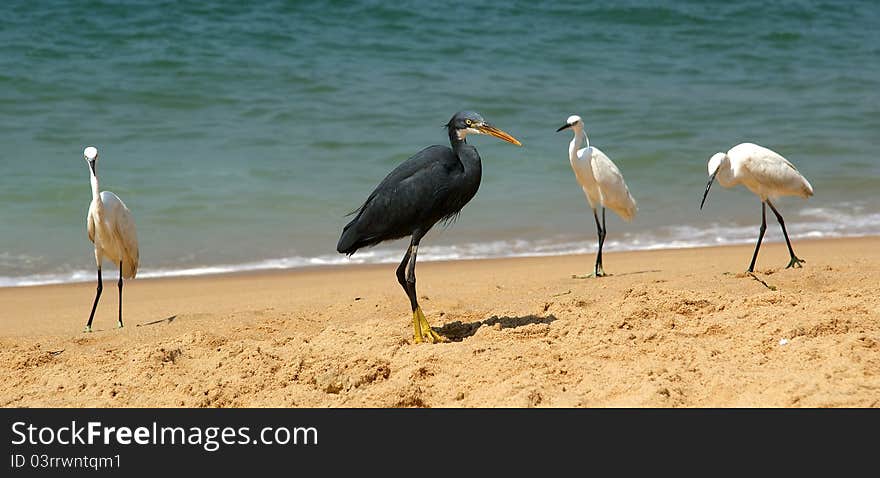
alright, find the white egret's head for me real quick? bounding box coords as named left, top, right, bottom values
left=701, top=153, right=729, bottom=210
left=84, top=146, right=98, bottom=174
left=556, top=115, right=583, bottom=132
left=707, top=152, right=727, bottom=176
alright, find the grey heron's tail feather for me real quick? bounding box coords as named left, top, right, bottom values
left=337, top=230, right=384, bottom=256
left=338, top=196, right=373, bottom=254
left=439, top=211, right=462, bottom=228
left=345, top=189, right=381, bottom=218
left=337, top=214, right=386, bottom=255
left=337, top=219, right=361, bottom=255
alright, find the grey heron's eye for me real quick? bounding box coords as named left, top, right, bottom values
left=465, top=119, right=472, bottom=126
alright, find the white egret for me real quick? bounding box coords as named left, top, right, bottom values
left=83, top=146, right=139, bottom=332
left=557, top=115, right=637, bottom=277
left=700, top=142, right=813, bottom=272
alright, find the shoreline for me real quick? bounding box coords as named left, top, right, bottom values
left=1, top=236, right=878, bottom=407
left=3, top=234, right=879, bottom=290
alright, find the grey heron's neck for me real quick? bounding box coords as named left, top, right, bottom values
left=449, top=127, right=467, bottom=145
left=448, top=129, right=481, bottom=177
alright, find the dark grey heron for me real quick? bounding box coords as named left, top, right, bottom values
left=337, top=111, right=521, bottom=343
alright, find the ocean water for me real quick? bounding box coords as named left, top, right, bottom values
left=1, top=0, right=879, bottom=286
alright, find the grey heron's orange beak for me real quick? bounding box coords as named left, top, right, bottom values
left=476, top=123, right=522, bottom=146
left=700, top=170, right=718, bottom=210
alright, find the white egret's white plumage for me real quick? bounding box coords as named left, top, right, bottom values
left=700, top=142, right=813, bottom=272
left=83, top=146, right=139, bottom=332
left=557, top=115, right=636, bottom=277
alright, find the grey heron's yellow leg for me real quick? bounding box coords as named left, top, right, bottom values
left=403, top=238, right=434, bottom=344
left=402, top=237, right=446, bottom=344
left=416, top=307, right=446, bottom=343
left=411, top=310, right=423, bottom=344
left=397, top=243, right=423, bottom=343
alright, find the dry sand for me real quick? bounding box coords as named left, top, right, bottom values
left=1, top=237, right=878, bottom=407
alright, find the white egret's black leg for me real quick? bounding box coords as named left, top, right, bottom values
left=84, top=268, right=102, bottom=333
left=767, top=200, right=805, bottom=269
left=748, top=202, right=768, bottom=273
left=402, top=233, right=444, bottom=343
left=573, top=208, right=608, bottom=279
left=117, top=261, right=124, bottom=329
left=595, top=207, right=607, bottom=277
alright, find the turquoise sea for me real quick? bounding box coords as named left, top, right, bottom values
left=1, top=0, right=879, bottom=286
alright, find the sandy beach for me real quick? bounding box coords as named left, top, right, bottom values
left=1, top=236, right=878, bottom=408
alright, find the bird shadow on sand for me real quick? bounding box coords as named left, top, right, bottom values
left=136, top=315, right=177, bottom=328
left=614, top=269, right=662, bottom=277
left=571, top=269, right=661, bottom=279
left=434, top=314, right=557, bottom=342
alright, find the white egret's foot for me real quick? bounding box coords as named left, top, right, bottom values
left=117, top=320, right=124, bottom=329
left=412, top=307, right=446, bottom=344
left=785, top=256, right=805, bottom=269
left=83, top=325, right=92, bottom=333
left=572, top=269, right=608, bottom=279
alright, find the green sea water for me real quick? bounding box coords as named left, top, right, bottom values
left=1, top=0, right=878, bottom=285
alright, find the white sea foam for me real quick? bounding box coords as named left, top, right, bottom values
left=2, top=211, right=878, bottom=288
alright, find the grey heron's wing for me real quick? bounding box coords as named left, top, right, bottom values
left=338, top=145, right=459, bottom=251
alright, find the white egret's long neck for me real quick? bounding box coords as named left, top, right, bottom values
left=716, top=159, right=736, bottom=187
left=569, top=127, right=590, bottom=159
left=89, top=164, right=104, bottom=215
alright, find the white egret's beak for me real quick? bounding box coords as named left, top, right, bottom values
left=700, top=170, right=718, bottom=210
